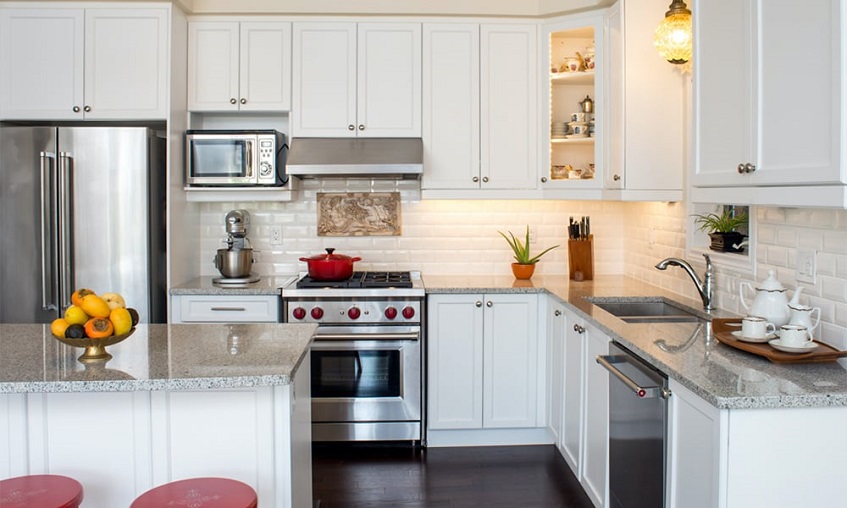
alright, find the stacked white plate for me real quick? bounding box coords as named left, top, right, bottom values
left=551, top=122, right=567, bottom=139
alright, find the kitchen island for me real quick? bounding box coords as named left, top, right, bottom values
left=0, top=323, right=316, bottom=508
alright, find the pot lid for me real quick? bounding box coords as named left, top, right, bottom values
left=302, top=248, right=359, bottom=262
left=757, top=269, right=786, bottom=292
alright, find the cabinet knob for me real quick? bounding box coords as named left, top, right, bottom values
left=72, top=106, right=80, bottom=113
left=230, top=98, right=237, bottom=105
left=475, top=301, right=482, bottom=307
left=482, top=176, right=489, bottom=183
left=240, top=98, right=247, bottom=104
left=745, top=163, right=756, bottom=173
left=573, top=324, right=585, bottom=333
left=737, top=163, right=745, bottom=174
left=348, top=125, right=355, bottom=131
left=358, top=124, right=365, bottom=131
left=83, top=105, right=91, bottom=112
left=486, top=301, right=493, bottom=308
left=541, top=176, right=548, bottom=183
left=472, top=176, right=479, bottom=183
left=613, top=174, right=621, bottom=181
left=554, top=310, right=562, bottom=316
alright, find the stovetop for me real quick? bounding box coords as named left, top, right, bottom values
left=283, top=271, right=424, bottom=299
left=296, top=271, right=412, bottom=289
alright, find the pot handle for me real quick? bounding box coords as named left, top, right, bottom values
left=351, top=257, right=362, bottom=262
left=299, top=257, right=310, bottom=262
left=739, top=282, right=752, bottom=312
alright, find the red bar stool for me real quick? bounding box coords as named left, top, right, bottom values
left=0, top=474, right=83, bottom=508
left=131, top=477, right=258, bottom=508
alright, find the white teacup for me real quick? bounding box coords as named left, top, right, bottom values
left=570, top=112, right=586, bottom=122
left=741, top=316, right=776, bottom=338
left=779, top=324, right=812, bottom=346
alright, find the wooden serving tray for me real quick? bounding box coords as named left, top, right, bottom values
left=712, top=318, right=847, bottom=364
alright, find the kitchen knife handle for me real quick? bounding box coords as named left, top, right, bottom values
left=39, top=152, right=57, bottom=311
left=58, top=152, right=74, bottom=310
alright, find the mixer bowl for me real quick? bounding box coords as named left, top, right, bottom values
left=214, top=248, right=254, bottom=278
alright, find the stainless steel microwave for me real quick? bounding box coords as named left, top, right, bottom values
left=185, top=129, right=289, bottom=186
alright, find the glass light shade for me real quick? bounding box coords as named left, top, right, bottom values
left=654, top=11, right=692, bottom=64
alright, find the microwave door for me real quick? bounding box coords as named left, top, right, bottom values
left=187, top=136, right=256, bottom=185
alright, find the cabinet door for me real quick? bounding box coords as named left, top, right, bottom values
left=0, top=8, right=84, bottom=120
left=562, top=311, right=585, bottom=476
left=426, top=294, right=484, bottom=430
left=480, top=24, right=538, bottom=189
left=546, top=299, right=566, bottom=446
left=422, top=23, right=480, bottom=190
left=582, top=325, right=609, bottom=508
left=483, top=293, right=538, bottom=428
left=188, top=21, right=240, bottom=111
left=84, top=8, right=169, bottom=120
left=357, top=23, right=422, bottom=137
left=240, top=22, right=292, bottom=112
left=693, top=0, right=754, bottom=187
left=292, top=22, right=357, bottom=137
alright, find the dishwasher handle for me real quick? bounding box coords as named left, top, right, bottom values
left=596, top=354, right=671, bottom=399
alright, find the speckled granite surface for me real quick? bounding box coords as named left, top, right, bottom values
left=423, top=274, right=847, bottom=410
left=0, top=323, right=316, bottom=394
left=169, top=275, right=299, bottom=296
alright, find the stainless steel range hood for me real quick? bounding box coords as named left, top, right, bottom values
left=286, top=138, right=423, bottom=179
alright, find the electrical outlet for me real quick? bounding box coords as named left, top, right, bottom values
left=528, top=225, right=537, bottom=245
left=796, top=248, right=817, bottom=284
left=270, top=226, right=282, bottom=246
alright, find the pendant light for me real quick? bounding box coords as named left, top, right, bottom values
left=654, top=0, right=692, bottom=64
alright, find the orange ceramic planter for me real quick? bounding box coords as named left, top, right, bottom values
left=511, top=263, right=536, bottom=280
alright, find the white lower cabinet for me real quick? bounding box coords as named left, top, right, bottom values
left=546, top=298, right=566, bottom=447
left=427, top=293, right=543, bottom=445
left=559, top=307, right=609, bottom=508
left=170, top=294, right=280, bottom=323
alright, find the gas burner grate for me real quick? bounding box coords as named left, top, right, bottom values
left=296, top=271, right=413, bottom=289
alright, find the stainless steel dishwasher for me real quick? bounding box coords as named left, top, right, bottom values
left=597, top=341, right=670, bottom=508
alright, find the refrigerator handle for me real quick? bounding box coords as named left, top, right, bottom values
left=58, top=151, right=74, bottom=310
left=40, top=151, right=57, bottom=311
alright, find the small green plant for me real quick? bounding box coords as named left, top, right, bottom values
left=498, top=226, right=559, bottom=265
left=692, top=209, right=748, bottom=234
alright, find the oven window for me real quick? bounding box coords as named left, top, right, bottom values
left=311, top=350, right=401, bottom=398
left=191, top=139, right=247, bottom=177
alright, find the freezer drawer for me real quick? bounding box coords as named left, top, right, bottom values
left=171, top=295, right=280, bottom=323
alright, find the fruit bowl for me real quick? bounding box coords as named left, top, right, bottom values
left=54, top=328, right=135, bottom=363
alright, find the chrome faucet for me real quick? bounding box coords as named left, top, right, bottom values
left=655, top=254, right=715, bottom=310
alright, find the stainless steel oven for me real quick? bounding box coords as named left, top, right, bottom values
left=282, top=271, right=425, bottom=443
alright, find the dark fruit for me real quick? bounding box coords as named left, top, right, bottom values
left=127, top=308, right=139, bottom=327
left=65, top=324, right=86, bottom=339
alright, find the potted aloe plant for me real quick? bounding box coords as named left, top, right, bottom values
left=693, top=208, right=748, bottom=253
left=498, top=226, right=559, bottom=279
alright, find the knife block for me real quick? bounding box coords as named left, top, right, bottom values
left=568, top=235, right=594, bottom=281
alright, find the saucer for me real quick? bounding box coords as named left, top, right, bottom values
left=768, top=339, right=818, bottom=354
left=731, top=330, right=775, bottom=343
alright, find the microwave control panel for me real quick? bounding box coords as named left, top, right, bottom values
left=257, top=136, right=276, bottom=182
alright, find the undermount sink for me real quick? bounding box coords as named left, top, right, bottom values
left=588, top=297, right=707, bottom=324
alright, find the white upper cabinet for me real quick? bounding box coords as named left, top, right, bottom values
left=692, top=0, right=846, bottom=207
left=603, top=0, right=684, bottom=201
left=188, top=21, right=292, bottom=112
left=0, top=6, right=169, bottom=121
left=292, top=22, right=421, bottom=138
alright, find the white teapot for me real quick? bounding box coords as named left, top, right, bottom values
left=787, top=287, right=821, bottom=336
left=739, top=270, right=791, bottom=327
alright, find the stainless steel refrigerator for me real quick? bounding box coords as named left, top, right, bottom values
left=0, top=126, right=166, bottom=324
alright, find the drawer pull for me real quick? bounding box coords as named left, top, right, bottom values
left=210, top=307, right=247, bottom=312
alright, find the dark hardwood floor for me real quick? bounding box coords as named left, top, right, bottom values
left=312, top=444, right=595, bottom=507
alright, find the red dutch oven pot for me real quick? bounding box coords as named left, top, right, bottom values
left=300, top=248, right=362, bottom=281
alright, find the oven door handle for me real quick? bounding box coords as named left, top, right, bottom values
left=313, top=332, right=419, bottom=342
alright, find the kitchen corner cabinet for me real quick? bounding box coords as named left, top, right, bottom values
left=561, top=308, right=609, bottom=508
left=602, top=0, right=684, bottom=202
left=540, top=14, right=604, bottom=198
left=692, top=0, right=847, bottom=208
left=292, top=21, right=421, bottom=138
left=188, top=20, right=292, bottom=112
left=0, top=5, right=169, bottom=121
left=427, top=293, right=539, bottom=434
left=422, top=22, right=537, bottom=194
left=170, top=295, right=280, bottom=323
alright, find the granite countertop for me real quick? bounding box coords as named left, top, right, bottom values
left=169, top=275, right=299, bottom=296
left=0, top=323, right=317, bottom=394
left=423, top=274, right=847, bottom=410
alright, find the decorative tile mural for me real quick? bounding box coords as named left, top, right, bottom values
left=317, top=192, right=402, bottom=237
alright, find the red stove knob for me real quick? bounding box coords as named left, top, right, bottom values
left=402, top=306, right=416, bottom=319
left=292, top=307, right=306, bottom=320
left=384, top=307, right=398, bottom=320
left=310, top=307, right=324, bottom=320
left=347, top=307, right=361, bottom=320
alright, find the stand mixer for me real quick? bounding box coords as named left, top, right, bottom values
left=213, top=209, right=259, bottom=285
